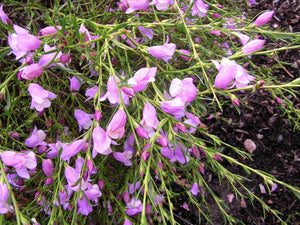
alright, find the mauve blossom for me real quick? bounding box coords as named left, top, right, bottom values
left=159, top=135, right=168, bottom=147
left=19, top=63, right=43, bottom=80
left=61, top=139, right=85, bottom=162
left=191, top=0, right=209, bottom=17
left=213, top=58, right=255, bottom=89
left=148, top=37, right=176, bottom=63
left=169, top=78, right=197, bottom=103
left=235, top=33, right=250, bottom=46
left=136, top=126, right=149, bottom=139
left=38, top=25, right=62, bottom=36
left=124, top=219, right=132, bottom=225
left=47, top=141, right=66, bottom=158
left=69, top=76, right=83, bottom=92
left=124, top=133, right=135, bottom=153
left=190, top=182, right=199, bottom=196
left=57, top=186, right=73, bottom=210
left=38, top=44, right=63, bottom=68
left=25, top=126, right=46, bottom=148
left=92, top=125, right=112, bottom=157
left=8, top=25, right=41, bottom=60
left=60, top=53, right=71, bottom=63
left=138, top=26, right=154, bottom=40
left=178, top=49, right=191, bottom=61
left=106, top=109, right=127, bottom=139
left=183, top=113, right=200, bottom=133
left=74, top=109, right=93, bottom=132
left=42, top=159, right=54, bottom=176
left=127, top=67, right=157, bottom=92
left=242, top=39, right=265, bottom=55
left=0, top=5, right=10, bottom=25
left=1, top=151, right=37, bottom=179
left=100, top=76, right=130, bottom=106
left=94, top=110, right=102, bottom=122
left=150, top=0, right=171, bottom=11
left=128, top=181, right=141, bottom=194
left=253, top=11, right=274, bottom=27
left=141, top=102, right=159, bottom=131
left=113, top=150, right=133, bottom=166
left=28, top=83, right=57, bottom=112
left=77, top=184, right=101, bottom=215
left=85, top=86, right=99, bottom=101
left=161, top=97, right=186, bottom=119
left=161, top=143, right=190, bottom=164
left=125, top=197, right=143, bottom=215
left=126, top=0, right=149, bottom=13
left=0, top=181, right=13, bottom=214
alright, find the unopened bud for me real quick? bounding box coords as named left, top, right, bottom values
left=159, top=136, right=168, bottom=147
left=94, top=110, right=102, bottom=122
left=136, top=126, right=149, bottom=139
left=60, top=53, right=71, bottom=63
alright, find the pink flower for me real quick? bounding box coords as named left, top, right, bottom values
left=92, top=125, right=112, bottom=157
left=38, top=44, right=63, bottom=68
left=85, top=86, right=99, bottom=101
left=161, top=143, right=190, bottom=164
left=113, top=150, right=133, bottom=166
left=0, top=4, right=10, bottom=25
left=25, top=126, right=46, bottom=148
left=148, top=37, right=176, bottom=63
left=138, top=26, right=154, bottom=40
left=235, top=33, right=250, bottom=46
left=74, top=109, right=93, bottom=132
left=127, top=67, right=157, bottom=92
left=38, top=25, right=62, bottom=36
left=1, top=151, right=37, bottom=179
left=253, top=11, right=274, bottom=27
left=150, top=0, right=171, bottom=11
left=178, top=49, right=191, bottom=61
left=0, top=181, right=13, bottom=214
left=183, top=113, right=200, bottom=133
left=125, top=197, right=143, bottom=215
left=136, top=126, right=149, bottom=139
left=190, top=182, right=199, bottom=196
left=19, top=63, right=43, bottom=80
left=42, top=159, right=54, bottom=176
left=79, top=25, right=97, bottom=48
left=191, top=0, right=209, bottom=17
left=126, top=0, right=149, bottom=14
left=61, top=139, right=85, bottom=162
left=161, top=97, right=186, bottom=119
left=69, top=76, right=83, bottom=92
left=141, top=102, right=159, bottom=130
left=242, top=39, right=265, bottom=55
left=8, top=25, right=41, bottom=60
left=169, top=78, right=197, bottom=103
left=28, top=83, right=57, bottom=112
left=106, top=109, right=127, bottom=139
left=213, top=58, right=255, bottom=89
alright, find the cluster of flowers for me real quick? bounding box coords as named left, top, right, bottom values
left=0, top=1, right=275, bottom=223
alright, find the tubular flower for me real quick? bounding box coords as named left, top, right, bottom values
left=8, top=25, right=41, bottom=60
left=241, top=39, right=265, bottom=55
left=25, top=126, right=46, bottom=148
left=19, top=63, right=43, bottom=80
left=28, top=83, right=57, bottom=112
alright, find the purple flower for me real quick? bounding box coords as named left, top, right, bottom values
left=161, top=143, right=190, bottom=164
left=28, top=83, right=57, bottom=112
left=213, top=58, right=255, bottom=89
left=0, top=181, right=13, bottom=214
left=191, top=0, right=209, bottom=17
left=0, top=5, right=10, bottom=25
left=60, top=53, right=71, bottom=63
left=74, top=109, right=93, bottom=132
left=148, top=37, right=176, bottom=63
left=92, top=125, right=112, bottom=157
left=150, top=0, right=171, bottom=11
left=19, top=63, right=43, bottom=80
left=100, top=76, right=130, bottom=106
left=8, top=25, right=41, bottom=60
left=38, top=25, right=62, bottom=36
left=85, top=86, right=99, bottom=101
left=38, top=44, right=63, bottom=68
left=125, top=197, right=143, bottom=216
left=69, top=76, right=83, bottom=92
left=113, top=150, right=133, bottom=166
left=25, top=126, right=46, bottom=148
left=169, top=78, right=197, bottom=103
left=94, top=110, right=102, bottom=122
left=1, top=151, right=37, bottom=179
left=235, top=33, right=250, bottom=46
left=126, top=0, right=149, bottom=14
left=242, top=39, right=265, bottom=55
left=141, top=102, right=159, bottom=132
left=190, top=182, right=199, bottom=196
left=124, top=219, right=132, bottom=225
left=61, top=139, right=85, bottom=162
left=79, top=25, right=95, bottom=48
left=136, top=126, right=149, bottom=139
left=138, top=26, right=154, bottom=40
left=42, top=159, right=54, bottom=176
left=161, top=97, right=186, bottom=119
left=253, top=11, right=274, bottom=27
left=183, top=113, right=200, bottom=133
left=106, top=109, right=127, bottom=139
left=128, top=181, right=141, bottom=194
left=127, top=67, right=157, bottom=92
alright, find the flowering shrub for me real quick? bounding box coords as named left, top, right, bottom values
left=0, top=1, right=299, bottom=224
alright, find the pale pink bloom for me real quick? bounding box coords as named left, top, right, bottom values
left=38, top=44, right=63, bottom=68
left=184, top=113, right=200, bottom=133
left=236, top=33, right=250, bottom=46
left=19, top=63, right=43, bottom=80
left=100, top=76, right=130, bottom=106
left=141, top=102, right=159, bottom=130
left=148, top=37, right=176, bottom=63
left=74, top=109, right=93, bottom=132
left=161, top=97, right=186, bottom=119
left=106, top=109, right=127, bottom=139
left=253, top=11, right=274, bottom=27
left=79, top=25, right=98, bottom=48
left=0, top=4, right=10, bottom=25
left=38, top=25, right=62, bottom=36
left=92, top=125, right=112, bottom=157
left=125, top=197, right=143, bottom=215
left=25, top=126, right=46, bottom=148
left=126, top=0, right=149, bottom=14
left=124, top=219, right=132, bottom=225
left=69, top=76, right=83, bottom=92
left=191, top=0, right=209, bottom=17
left=0, top=181, right=13, bottom=214
left=1, top=151, right=37, bottom=179
left=28, top=83, right=57, bottom=112
left=113, top=150, right=133, bottom=166
left=242, top=39, right=265, bottom=54
left=127, top=67, right=157, bottom=92
left=169, top=77, right=197, bottom=103
left=85, top=86, right=99, bottom=101
left=8, top=25, right=41, bottom=60
left=150, top=0, right=171, bottom=11
left=159, top=136, right=168, bottom=147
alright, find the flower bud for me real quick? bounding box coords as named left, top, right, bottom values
left=45, top=177, right=53, bottom=185
left=123, top=191, right=130, bottom=203
left=141, top=151, right=150, bottom=161
left=121, top=87, right=135, bottom=97
left=176, top=123, right=186, bottom=133
left=232, top=98, right=240, bottom=107
left=42, top=159, right=54, bottom=176
left=136, top=126, right=149, bottom=139
left=254, top=11, right=274, bottom=27
left=98, top=179, right=105, bottom=189
left=242, top=39, right=265, bottom=55
left=94, top=110, right=102, bottom=122
left=60, top=53, right=71, bottom=63
left=25, top=55, right=33, bottom=64
left=159, top=136, right=168, bottom=147
left=275, top=97, right=283, bottom=104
